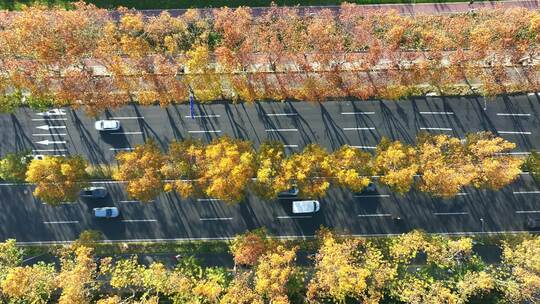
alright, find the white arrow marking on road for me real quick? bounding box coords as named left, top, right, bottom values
left=36, top=140, right=67, bottom=145
left=36, top=109, right=66, bottom=116
left=36, top=125, right=66, bottom=130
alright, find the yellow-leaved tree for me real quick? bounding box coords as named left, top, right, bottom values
left=307, top=229, right=396, bottom=303
left=277, top=144, right=332, bottom=198
left=465, top=132, right=523, bottom=190
left=25, top=155, right=88, bottom=205
left=114, top=140, right=165, bottom=202
left=254, top=245, right=298, bottom=303
left=416, top=134, right=476, bottom=198
left=252, top=141, right=289, bottom=199
left=1, top=263, right=57, bottom=304
left=162, top=138, right=205, bottom=198
left=499, top=236, right=540, bottom=303
left=329, top=145, right=372, bottom=192
left=374, top=138, right=418, bottom=193
left=197, top=136, right=256, bottom=203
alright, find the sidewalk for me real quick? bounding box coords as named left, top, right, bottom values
left=136, top=0, right=540, bottom=17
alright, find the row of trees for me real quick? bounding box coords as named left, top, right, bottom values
left=115, top=132, right=523, bottom=203
left=0, top=132, right=523, bottom=204
left=1, top=3, right=540, bottom=114
left=1, top=229, right=538, bottom=303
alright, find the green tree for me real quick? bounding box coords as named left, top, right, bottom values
left=25, top=155, right=89, bottom=205
left=0, top=239, right=23, bottom=279
left=523, top=151, right=540, bottom=182
left=0, top=151, right=29, bottom=182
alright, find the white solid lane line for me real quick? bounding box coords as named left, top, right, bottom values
left=110, top=131, right=143, bottom=135
left=354, top=194, right=391, bottom=198
left=188, top=130, right=222, bottom=133
left=184, top=114, right=221, bottom=118
left=341, top=112, right=375, bottom=115
left=419, top=112, right=454, bottom=115
left=265, top=128, right=298, bottom=132
left=43, top=221, right=79, bottom=224
left=109, top=148, right=134, bottom=151
left=357, top=214, right=392, bottom=217
left=515, top=210, right=540, bottom=214
left=513, top=191, right=540, bottom=194
left=433, top=212, right=469, bottom=216
left=200, top=217, right=233, bottom=221
left=110, top=116, right=144, bottom=119
left=276, top=215, right=313, bottom=219
left=33, top=149, right=67, bottom=152
left=498, top=131, right=532, bottom=135
left=32, top=133, right=67, bottom=136
left=420, top=127, right=452, bottom=131
left=495, top=152, right=531, bottom=156
left=352, top=146, right=377, bottom=149
left=284, top=145, right=298, bottom=148
left=496, top=113, right=532, bottom=117
left=265, top=113, right=298, bottom=116
left=343, top=127, right=376, bottom=131
left=32, top=118, right=68, bottom=121
left=121, top=219, right=157, bottom=223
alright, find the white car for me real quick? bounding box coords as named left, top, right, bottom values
left=95, top=120, right=120, bottom=131
left=292, top=200, right=320, bottom=214
left=93, top=207, right=119, bottom=218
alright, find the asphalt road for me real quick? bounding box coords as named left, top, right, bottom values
left=0, top=94, right=539, bottom=243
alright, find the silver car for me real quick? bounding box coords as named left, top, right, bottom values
left=95, top=120, right=120, bottom=131
left=93, top=207, right=119, bottom=218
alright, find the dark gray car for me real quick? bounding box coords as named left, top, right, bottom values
left=80, top=187, right=108, bottom=199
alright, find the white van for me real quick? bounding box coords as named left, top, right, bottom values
left=292, top=200, right=320, bottom=214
